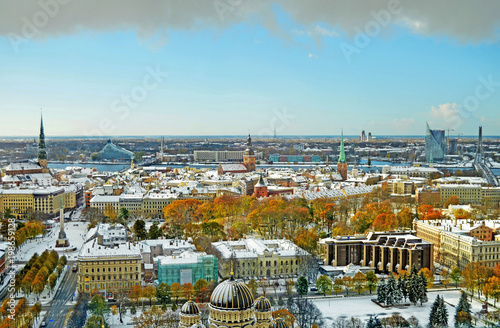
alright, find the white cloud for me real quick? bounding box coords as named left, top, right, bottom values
left=314, top=24, right=338, bottom=37
left=429, top=103, right=465, bottom=130
left=308, top=53, right=318, bottom=59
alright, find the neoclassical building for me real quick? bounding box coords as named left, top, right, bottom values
left=178, top=273, right=288, bottom=328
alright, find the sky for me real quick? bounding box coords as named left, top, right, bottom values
left=1, top=1, right=499, bottom=137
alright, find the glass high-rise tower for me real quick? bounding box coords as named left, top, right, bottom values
left=425, top=123, right=446, bottom=162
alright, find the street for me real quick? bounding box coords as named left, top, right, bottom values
left=42, top=262, right=78, bottom=328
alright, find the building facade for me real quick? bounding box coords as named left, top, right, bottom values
left=157, top=251, right=218, bottom=285
left=211, top=238, right=309, bottom=280
left=414, top=219, right=500, bottom=270
left=322, top=231, right=434, bottom=274
left=77, top=239, right=142, bottom=297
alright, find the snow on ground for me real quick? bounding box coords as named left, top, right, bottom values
left=311, top=290, right=484, bottom=327
left=14, top=221, right=88, bottom=262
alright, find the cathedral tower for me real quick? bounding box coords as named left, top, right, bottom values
left=243, top=133, right=256, bottom=172
left=337, top=130, right=348, bottom=180
left=38, top=113, right=49, bottom=173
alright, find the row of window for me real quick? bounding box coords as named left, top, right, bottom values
left=85, top=274, right=139, bottom=281
left=82, top=281, right=139, bottom=290
left=81, top=260, right=139, bottom=265
left=85, top=265, right=138, bottom=273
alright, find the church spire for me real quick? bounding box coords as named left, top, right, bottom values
left=338, top=129, right=346, bottom=164
left=38, top=111, right=47, bottom=161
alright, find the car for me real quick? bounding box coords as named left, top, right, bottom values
left=310, top=287, right=318, bottom=291
left=107, top=298, right=116, bottom=302
left=72, top=264, right=78, bottom=272
left=41, top=322, right=46, bottom=327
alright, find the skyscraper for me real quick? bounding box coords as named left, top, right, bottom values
left=425, top=123, right=446, bottom=162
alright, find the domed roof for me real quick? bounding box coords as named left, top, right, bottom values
left=181, top=300, right=200, bottom=315
left=210, top=276, right=254, bottom=310
left=190, top=324, right=206, bottom=328
left=270, top=318, right=289, bottom=328
left=254, top=296, right=272, bottom=312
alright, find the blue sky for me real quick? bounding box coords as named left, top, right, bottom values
left=1, top=1, right=499, bottom=137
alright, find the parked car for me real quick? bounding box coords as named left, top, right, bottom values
left=72, top=264, right=78, bottom=272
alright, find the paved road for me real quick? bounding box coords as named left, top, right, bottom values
left=42, top=264, right=78, bottom=328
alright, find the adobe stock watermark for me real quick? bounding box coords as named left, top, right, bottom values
left=213, top=0, right=243, bottom=21
left=443, top=75, right=499, bottom=130
left=340, top=0, right=402, bottom=63
left=8, top=0, right=71, bottom=53
left=7, top=218, right=17, bottom=320
left=258, top=108, right=296, bottom=138
left=84, top=65, right=168, bottom=137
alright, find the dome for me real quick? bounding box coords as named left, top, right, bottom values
left=210, top=276, right=254, bottom=310
left=270, top=318, right=289, bottom=328
left=254, top=296, right=272, bottom=312
left=181, top=300, right=200, bottom=315
left=191, top=324, right=206, bottom=328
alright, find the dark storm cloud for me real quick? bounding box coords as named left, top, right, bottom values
left=1, top=0, right=499, bottom=43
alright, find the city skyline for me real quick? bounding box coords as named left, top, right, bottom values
left=1, top=1, right=499, bottom=137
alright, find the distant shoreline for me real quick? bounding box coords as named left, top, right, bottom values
left=2, top=135, right=499, bottom=140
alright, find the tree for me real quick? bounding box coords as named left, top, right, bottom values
left=444, top=196, right=460, bottom=208
left=366, top=315, right=383, bottom=328
left=132, top=305, right=179, bottom=328
left=455, top=291, right=472, bottom=328
left=182, top=282, right=193, bottom=300
left=418, top=272, right=428, bottom=305
left=419, top=267, right=434, bottom=288
left=450, top=267, right=462, bottom=288
left=352, top=271, right=366, bottom=295
left=441, top=269, right=451, bottom=289
left=272, top=309, right=295, bottom=327
left=246, top=278, right=258, bottom=299
left=377, top=281, right=387, bottom=305
left=148, top=222, right=162, bottom=239
left=201, top=220, right=225, bottom=241
left=170, top=282, right=182, bottom=304
left=132, top=220, right=148, bottom=240
left=194, top=279, right=208, bottom=303
left=462, top=261, right=492, bottom=299
left=156, top=282, right=171, bottom=306
left=118, top=208, right=130, bottom=222
left=429, top=295, right=448, bottom=328
left=89, top=294, right=109, bottom=317
left=142, top=285, right=156, bottom=307
left=129, top=284, right=143, bottom=305
left=315, top=275, right=333, bottom=296
left=296, top=276, right=309, bottom=297
left=333, top=278, right=343, bottom=296
left=366, top=271, right=378, bottom=295
left=385, top=275, right=402, bottom=306
left=290, top=298, right=324, bottom=328
left=485, top=275, right=500, bottom=306
left=408, top=272, right=419, bottom=305
left=294, top=228, right=319, bottom=254
left=342, top=276, right=353, bottom=296
left=398, top=274, right=408, bottom=302
left=85, top=315, right=109, bottom=328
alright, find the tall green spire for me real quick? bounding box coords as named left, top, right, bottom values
left=38, top=111, right=47, bottom=160
left=338, top=129, right=346, bottom=164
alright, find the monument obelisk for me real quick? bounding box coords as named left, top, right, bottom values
left=55, top=198, right=69, bottom=247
